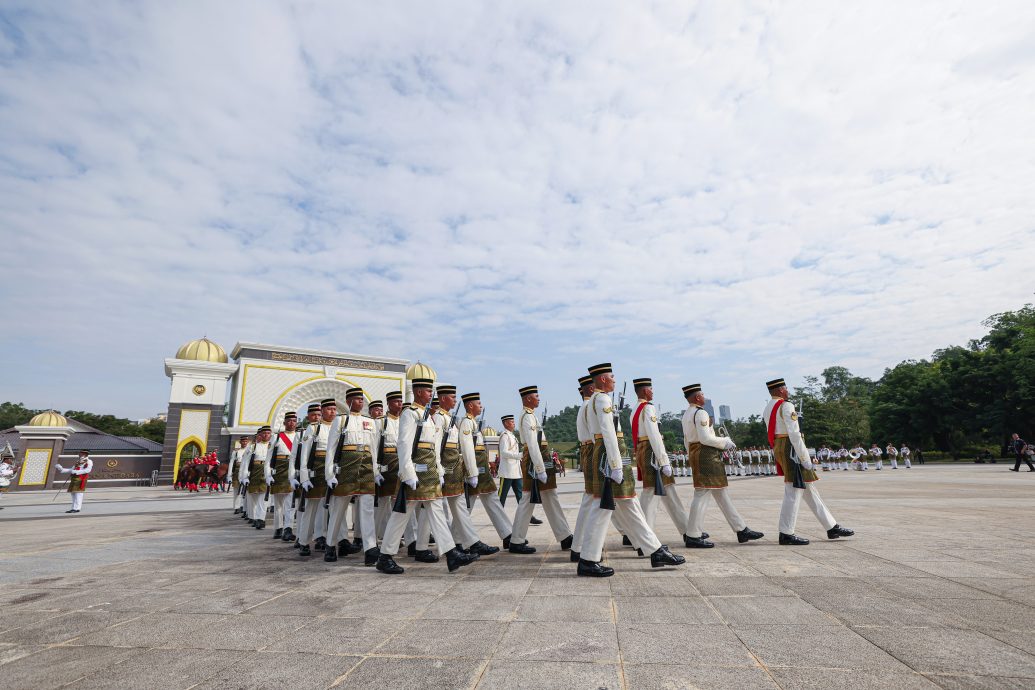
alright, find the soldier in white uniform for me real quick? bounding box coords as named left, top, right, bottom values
left=763, top=378, right=854, bottom=545
left=817, top=445, right=830, bottom=471
left=579, top=363, right=684, bottom=576
left=887, top=443, right=899, bottom=469
left=228, top=436, right=250, bottom=515
left=870, top=443, right=884, bottom=470
left=239, top=426, right=272, bottom=528
left=508, top=385, right=574, bottom=554
left=296, top=399, right=337, bottom=557
left=496, top=415, right=523, bottom=506
left=265, top=412, right=298, bottom=540
left=631, top=377, right=687, bottom=536
left=899, top=444, right=912, bottom=468
left=682, top=384, right=763, bottom=548
left=375, top=377, right=478, bottom=574
left=285, top=405, right=320, bottom=545
left=458, top=392, right=508, bottom=552
left=570, top=375, right=599, bottom=563
left=852, top=444, right=868, bottom=470
left=374, top=392, right=418, bottom=553
left=55, top=450, right=92, bottom=514
left=837, top=445, right=849, bottom=471
left=323, top=387, right=382, bottom=565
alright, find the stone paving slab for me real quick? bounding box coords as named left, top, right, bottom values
left=1, top=465, right=1034, bottom=688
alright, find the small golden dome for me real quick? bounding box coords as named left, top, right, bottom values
left=481, top=426, right=499, bottom=437
left=29, top=410, right=68, bottom=427
left=405, top=360, right=437, bottom=381
left=175, top=337, right=228, bottom=363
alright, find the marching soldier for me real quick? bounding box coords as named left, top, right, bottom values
left=887, top=443, right=899, bottom=469
left=899, top=444, right=912, bottom=468
left=570, top=375, right=598, bottom=562
left=763, top=378, right=854, bottom=545
left=374, top=377, right=478, bottom=574
left=229, top=436, right=250, bottom=515
left=852, top=443, right=868, bottom=470
left=818, top=444, right=830, bottom=471
left=55, top=450, right=92, bottom=514
left=508, top=385, right=573, bottom=555
left=681, top=384, right=763, bottom=548
left=837, top=445, right=849, bottom=471
left=374, top=393, right=419, bottom=553
left=324, top=387, right=382, bottom=565
left=266, top=412, right=298, bottom=540
left=296, top=398, right=336, bottom=556
left=496, top=415, right=523, bottom=505
left=286, top=404, right=320, bottom=545
left=752, top=446, right=763, bottom=475
left=458, top=392, right=508, bottom=551
left=580, top=363, right=683, bottom=576
left=870, top=443, right=884, bottom=470
left=239, top=426, right=272, bottom=529
left=631, top=377, right=687, bottom=536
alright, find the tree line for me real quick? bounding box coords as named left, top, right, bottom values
left=0, top=402, right=166, bottom=444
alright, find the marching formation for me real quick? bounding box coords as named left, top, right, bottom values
left=226, top=369, right=855, bottom=577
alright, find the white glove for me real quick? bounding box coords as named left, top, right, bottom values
left=536, top=471, right=547, bottom=483
left=801, top=461, right=815, bottom=471
left=55, top=464, right=65, bottom=472
left=439, top=475, right=446, bottom=487
left=724, top=438, right=736, bottom=450
left=466, top=476, right=478, bottom=487
left=327, top=478, right=338, bottom=490
left=609, top=468, right=623, bottom=483
left=241, top=478, right=250, bottom=487
left=404, top=478, right=417, bottom=490
left=266, top=477, right=274, bottom=486
left=289, top=478, right=299, bottom=490
left=374, top=474, right=384, bottom=486
left=302, top=480, right=313, bottom=491
left=661, top=465, right=672, bottom=477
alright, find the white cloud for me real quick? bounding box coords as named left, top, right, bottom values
left=0, top=1, right=1033, bottom=421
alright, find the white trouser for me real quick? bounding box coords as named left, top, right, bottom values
left=779, top=482, right=837, bottom=535
left=381, top=499, right=455, bottom=556
left=328, top=494, right=377, bottom=551
left=375, top=500, right=417, bottom=544
left=474, top=492, right=513, bottom=539
left=511, top=488, right=571, bottom=545
left=890, top=457, right=898, bottom=469
left=271, top=492, right=294, bottom=530
left=583, top=497, right=660, bottom=563
left=639, top=485, right=687, bottom=534
left=685, top=488, right=746, bottom=538
left=443, top=495, right=480, bottom=548
left=71, top=492, right=84, bottom=511
left=297, top=498, right=328, bottom=546
left=875, top=458, right=883, bottom=469
left=571, top=492, right=595, bottom=553
left=903, top=457, right=911, bottom=468
left=232, top=486, right=242, bottom=510
left=247, top=492, right=267, bottom=520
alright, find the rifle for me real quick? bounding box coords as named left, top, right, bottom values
left=264, top=426, right=279, bottom=504
left=394, top=404, right=431, bottom=514
left=599, top=383, right=626, bottom=511
left=374, top=416, right=387, bottom=508
left=464, top=408, right=486, bottom=510
left=297, top=427, right=310, bottom=514
left=325, top=415, right=351, bottom=510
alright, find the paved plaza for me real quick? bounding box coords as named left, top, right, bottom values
left=1, top=465, right=1034, bottom=689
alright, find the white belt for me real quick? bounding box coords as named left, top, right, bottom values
left=621, top=458, right=632, bottom=466
left=478, top=467, right=486, bottom=474
left=378, top=464, right=390, bottom=472
left=414, top=464, right=430, bottom=472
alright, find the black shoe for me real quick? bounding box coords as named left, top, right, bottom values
left=314, top=537, right=326, bottom=552
left=636, top=548, right=644, bottom=557
left=560, top=535, right=573, bottom=551
left=353, top=537, right=362, bottom=548
left=282, top=528, right=294, bottom=542
left=299, top=545, right=311, bottom=557
left=779, top=532, right=810, bottom=545
left=650, top=546, right=686, bottom=568
left=570, top=550, right=581, bottom=563
left=376, top=553, right=404, bottom=575
left=737, top=527, right=764, bottom=544
left=323, top=545, right=338, bottom=562
left=446, top=547, right=478, bottom=572
left=293, top=539, right=301, bottom=549
left=364, top=547, right=380, bottom=566
left=273, top=529, right=283, bottom=539
left=503, top=536, right=511, bottom=550
left=508, top=541, right=537, bottom=554
left=826, top=524, right=855, bottom=539
left=255, top=520, right=265, bottom=530
left=338, top=539, right=361, bottom=555
left=530, top=516, right=543, bottom=525
left=414, top=549, right=440, bottom=563
left=577, top=559, right=615, bottom=577
left=406, top=541, right=417, bottom=557
left=65, top=509, right=76, bottom=513
left=1009, top=468, right=1019, bottom=472
left=233, top=508, right=242, bottom=515
left=683, top=534, right=714, bottom=548
left=622, top=535, right=632, bottom=547
left=470, top=541, right=500, bottom=556
left=247, top=519, right=255, bottom=526
left=701, top=532, right=709, bottom=539
left=72, top=509, right=80, bottom=513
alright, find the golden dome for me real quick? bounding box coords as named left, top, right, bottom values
left=175, top=337, right=228, bottom=363
left=405, top=360, right=437, bottom=381
left=29, top=410, right=68, bottom=427
left=481, top=426, right=499, bottom=437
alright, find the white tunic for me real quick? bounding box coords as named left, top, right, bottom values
left=497, top=429, right=522, bottom=479
left=762, top=398, right=810, bottom=465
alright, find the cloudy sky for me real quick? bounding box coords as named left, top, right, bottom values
left=1, top=1, right=1033, bottom=425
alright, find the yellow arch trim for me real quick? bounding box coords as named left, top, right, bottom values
left=173, top=435, right=206, bottom=481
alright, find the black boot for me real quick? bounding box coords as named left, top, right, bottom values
left=701, top=532, right=710, bottom=539
left=281, top=528, right=294, bottom=542
left=577, top=559, right=615, bottom=577
left=323, top=545, right=338, bottom=562
left=622, top=535, right=632, bottom=547
left=364, top=547, right=380, bottom=566
left=406, top=541, right=417, bottom=557
left=314, top=537, right=326, bottom=552
left=508, top=541, right=536, bottom=554
left=273, top=528, right=283, bottom=539
left=683, top=534, right=714, bottom=548
left=414, top=550, right=440, bottom=563
left=779, top=532, right=809, bottom=545
left=255, top=520, right=265, bottom=530
left=826, top=524, right=855, bottom=540
left=299, top=544, right=311, bottom=557
left=530, top=516, right=543, bottom=525
left=650, top=546, right=686, bottom=568
left=570, top=550, right=581, bottom=563
left=560, top=535, right=573, bottom=551
left=446, top=546, right=478, bottom=572
left=233, top=508, right=242, bottom=515
left=338, top=539, right=361, bottom=555
left=502, top=536, right=511, bottom=550
left=737, top=527, right=764, bottom=544
left=376, top=553, right=404, bottom=574
left=470, top=541, right=500, bottom=556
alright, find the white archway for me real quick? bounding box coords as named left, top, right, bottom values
left=267, top=377, right=367, bottom=428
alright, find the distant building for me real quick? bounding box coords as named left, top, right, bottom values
left=704, top=398, right=715, bottom=420
left=136, top=413, right=167, bottom=425
left=718, top=405, right=731, bottom=423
